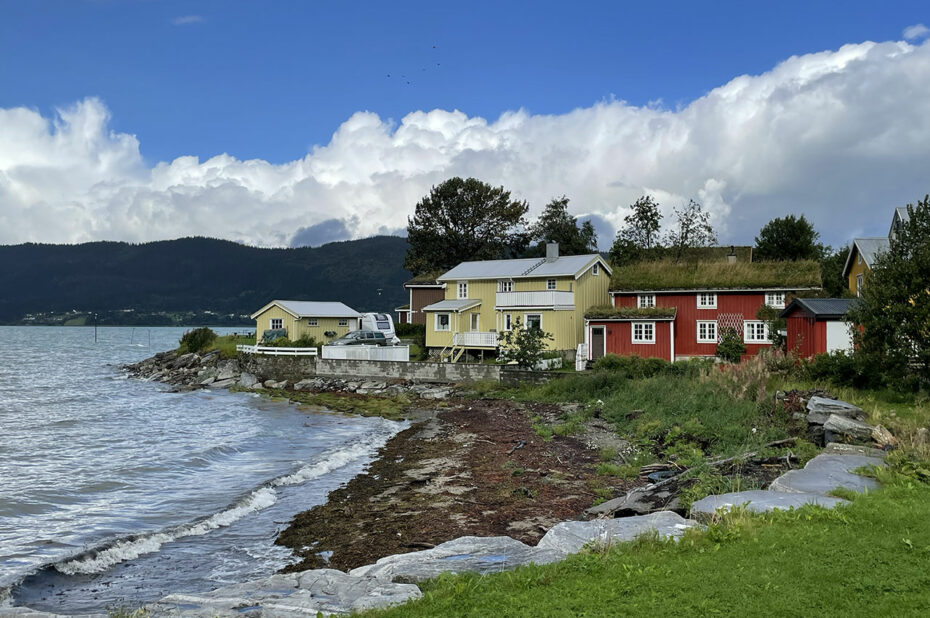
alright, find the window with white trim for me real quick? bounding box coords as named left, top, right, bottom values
left=338, top=319, right=348, bottom=326
left=435, top=313, right=450, bottom=331
left=632, top=322, right=655, bottom=344
left=524, top=313, right=542, bottom=331
left=470, top=312, right=480, bottom=331
left=498, top=280, right=513, bottom=292
left=503, top=313, right=513, bottom=331
left=697, top=292, right=717, bottom=309
left=308, top=318, right=318, bottom=326
left=765, top=292, right=785, bottom=308
left=857, top=253, right=862, bottom=265
left=637, top=294, right=655, bottom=308
left=592, top=263, right=599, bottom=276
left=743, top=321, right=770, bottom=343
left=856, top=274, right=863, bottom=297
left=457, top=282, right=468, bottom=299
left=270, top=318, right=283, bottom=330
left=697, top=320, right=717, bottom=343
left=546, top=279, right=557, bottom=291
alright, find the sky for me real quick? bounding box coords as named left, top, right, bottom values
left=2, top=0, right=930, bottom=249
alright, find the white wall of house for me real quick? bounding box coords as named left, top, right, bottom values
left=825, top=321, right=854, bottom=354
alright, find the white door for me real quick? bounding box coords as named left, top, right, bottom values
left=825, top=321, right=853, bottom=353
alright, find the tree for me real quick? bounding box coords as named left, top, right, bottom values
left=754, top=215, right=825, bottom=261
left=820, top=245, right=853, bottom=298
left=609, top=195, right=663, bottom=265
left=665, top=200, right=717, bottom=261
left=498, top=318, right=554, bottom=369
left=525, top=196, right=598, bottom=257
left=716, top=327, right=746, bottom=363
left=404, top=177, right=530, bottom=275
left=847, top=196, right=930, bottom=388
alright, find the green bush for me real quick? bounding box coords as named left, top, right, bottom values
left=265, top=335, right=320, bottom=348
left=803, top=350, right=884, bottom=389
left=716, top=327, right=745, bottom=363
left=179, top=327, right=217, bottom=353
left=593, top=354, right=710, bottom=379
left=395, top=323, right=426, bottom=338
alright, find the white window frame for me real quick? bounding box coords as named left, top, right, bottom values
left=592, top=263, right=599, bottom=276
left=637, top=294, right=656, bottom=308
left=632, top=321, right=656, bottom=344
left=546, top=279, right=557, bottom=291
left=435, top=313, right=450, bottom=331
left=524, top=313, right=542, bottom=331
left=470, top=312, right=480, bottom=331
left=697, top=292, right=717, bottom=309
left=743, top=320, right=771, bottom=343
left=270, top=318, right=283, bottom=330
left=498, top=280, right=513, bottom=292
left=503, top=313, right=513, bottom=331
left=697, top=320, right=717, bottom=343
left=856, top=274, right=863, bottom=297
left=765, top=292, right=785, bottom=309
left=338, top=318, right=348, bottom=326
left=457, top=281, right=468, bottom=299
left=308, top=318, right=318, bottom=326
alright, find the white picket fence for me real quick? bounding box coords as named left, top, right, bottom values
left=321, top=345, right=410, bottom=362
left=236, top=344, right=319, bottom=356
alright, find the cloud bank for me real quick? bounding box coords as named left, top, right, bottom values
left=3, top=38, right=930, bottom=249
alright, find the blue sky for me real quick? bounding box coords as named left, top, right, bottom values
left=2, top=1, right=930, bottom=247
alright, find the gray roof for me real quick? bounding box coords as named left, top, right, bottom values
left=780, top=298, right=856, bottom=319
left=421, top=299, right=481, bottom=312
left=843, top=237, right=889, bottom=276
left=251, top=300, right=360, bottom=319
left=437, top=254, right=608, bottom=281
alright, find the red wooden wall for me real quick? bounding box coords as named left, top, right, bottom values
left=588, top=320, right=673, bottom=361
left=785, top=315, right=826, bottom=358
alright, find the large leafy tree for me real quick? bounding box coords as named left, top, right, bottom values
left=404, top=177, right=530, bottom=274
left=665, top=199, right=717, bottom=261
left=525, top=196, right=597, bottom=257
left=608, top=195, right=663, bottom=266
left=754, top=214, right=825, bottom=261
left=820, top=245, right=852, bottom=298
left=848, top=196, right=930, bottom=387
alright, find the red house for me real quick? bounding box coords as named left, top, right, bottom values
left=780, top=298, right=855, bottom=358
left=586, top=260, right=822, bottom=362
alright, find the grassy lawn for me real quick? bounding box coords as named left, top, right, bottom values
left=367, top=475, right=930, bottom=617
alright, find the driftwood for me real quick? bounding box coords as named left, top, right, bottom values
left=507, top=440, right=526, bottom=455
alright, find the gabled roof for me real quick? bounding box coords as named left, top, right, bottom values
left=842, top=237, right=889, bottom=277
left=780, top=298, right=856, bottom=320
left=609, top=260, right=822, bottom=292
left=889, top=206, right=911, bottom=238
left=437, top=253, right=610, bottom=281
left=421, top=299, right=481, bottom=312
left=250, top=300, right=360, bottom=320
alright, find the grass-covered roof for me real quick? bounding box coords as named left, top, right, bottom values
left=405, top=271, right=444, bottom=286
left=610, top=260, right=822, bottom=291
left=585, top=305, right=677, bottom=320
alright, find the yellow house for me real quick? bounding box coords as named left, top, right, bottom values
left=423, top=244, right=611, bottom=361
left=250, top=300, right=360, bottom=343
left=842, top=238, right=889, bottom=297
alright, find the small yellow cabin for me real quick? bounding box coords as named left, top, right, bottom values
left=250, top=300, right=360, bottom=343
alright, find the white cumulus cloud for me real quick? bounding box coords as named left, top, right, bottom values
left=2, top=38, right=930, bottom=249
left=903, top=23, right=929, bottom=40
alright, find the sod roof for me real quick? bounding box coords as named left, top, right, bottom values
left=610, top=260, right=822, bottom=292
left=585, top=305, right=677, bottom=320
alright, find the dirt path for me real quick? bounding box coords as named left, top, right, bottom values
left=276, top=399, right=638, bottom=573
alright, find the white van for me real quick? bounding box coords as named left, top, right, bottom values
left=358, top=313, right=399, bottom=344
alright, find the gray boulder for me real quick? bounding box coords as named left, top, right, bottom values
left=769, top=453, right=884, bottom=495
left=199, top=376, right=215, bottom=386
left=215, top=360, right=239, bottom=382
left=806, top=396, right=866, bottom=422
left=238, top=372, right=259, bottom=388
left=293, top=378, right=324, bottom=391
left=207, top=378, right=236, bottom=389
left=584, top=483, right=682, bottom=517
left=537, top=511, right=700, bottom=554
left=823, top=414, right=874, bottom=444
left=349, top=536, right=566, bottom=584
left=690, top=490, right=847, bottom=522
left=263, top=379, right=288, bottom=390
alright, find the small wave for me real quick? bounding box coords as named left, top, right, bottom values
left=273, top=441, right=379, bottom=487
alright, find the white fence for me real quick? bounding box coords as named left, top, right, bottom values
left=321, top=345, right=410, bottom=362
left=496, top=290, right=574, bottom=309
left=454, top=332, right=499, bottom=347
left=236, top=344, right=319, bottom=356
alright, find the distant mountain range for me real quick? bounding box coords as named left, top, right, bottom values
left=0, top=236, right=411, bottom=325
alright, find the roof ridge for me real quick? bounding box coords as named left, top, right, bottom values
left=520, top=258, right=547, bottom=276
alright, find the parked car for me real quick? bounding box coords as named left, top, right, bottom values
left=359, top=312, right=400, bottom=344
left=328, top=330, right=389, bottom=346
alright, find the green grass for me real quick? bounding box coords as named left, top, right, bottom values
left=610, top=259, right=822, bottom=291
left=240, top=387, right=414, bottom=421
left=366, top=478, right=930, bottom=617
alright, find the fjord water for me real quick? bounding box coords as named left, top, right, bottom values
left=0, top=326, right=403, bottom=614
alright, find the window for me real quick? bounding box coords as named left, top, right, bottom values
left=435, top=313, right=450, bottom=331
left=308, top=318, right=318, bottom=326
left=547, top=279, right=557, bottom=291
left=765, top=292, right=785, bottom=308
left=503, top=313, right=513, bottom=330
left=270, top=318, right=283, bottom=330
left=857, top=253, right=862, bottom=265
left=632, top=322, right=655, bottom=344
left=856, top=274, right=863, bottom=297
left=524, top=313, right=542, bottom=331
left=697, top=292, right=717, bottom=309
left=743, top=321, right=770, bottom=343
left=498, top=280, right=513, bottom=292
left=637, top=294, right=655, bottom=308
left=470, top=312, right=480, bottom=331
left=697, top=320, right=717, bottom=343
left=338, top=319, right=348, bottom=327
left=592, top=263, right=599, bottom=276
left=457, top=282, right=468, bottom=299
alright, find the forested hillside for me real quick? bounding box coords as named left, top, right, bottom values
left=0, top=236, right=410, bottom=324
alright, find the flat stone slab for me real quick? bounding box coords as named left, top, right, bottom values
left=806, top=396, right=866, bottom=421
left=147, top=569, right=420, bottom=617
left=824, top=414, right=874, bottom=443
left=536, top=511, right=701, bottom=554
left=690, top=490, right=848, bottom=522
left=0, top=611, right=106, bottom=618
left=824, top=442, right=886, bottom=458
left=349, top=536, right=566, bottom=584
left=769, top=453, right=884, bottom=495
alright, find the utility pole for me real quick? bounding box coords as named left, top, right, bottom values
left=94, top=313, right=98, bottom=343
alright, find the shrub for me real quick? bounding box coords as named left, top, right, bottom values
left=498, top=319, right=554, bottom=369
left=593, top=354, right=711, bottom=379
left=179, top=327, right=217, bottom=353
left=716, top=327, right=745, bottom=363
left=803, top=350, right=884, bottom=389
left=395, top=323, right=426, bottom=338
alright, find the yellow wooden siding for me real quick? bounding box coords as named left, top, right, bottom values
left=846, top=247, right=870, bottom=296
left=254, top=307, right=354, bottom=343
left=424, top=310, right=456, bottom=348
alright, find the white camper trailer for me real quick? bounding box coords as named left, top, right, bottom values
left=359, top=313, right=399, bottom=344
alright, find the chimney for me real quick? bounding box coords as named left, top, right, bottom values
left=727, top=245, right=737, bottom=264
left=546, top=242, right=559, bottom=262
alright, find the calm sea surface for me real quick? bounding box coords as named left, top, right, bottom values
left=0, top=326, right=403, bottom=614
